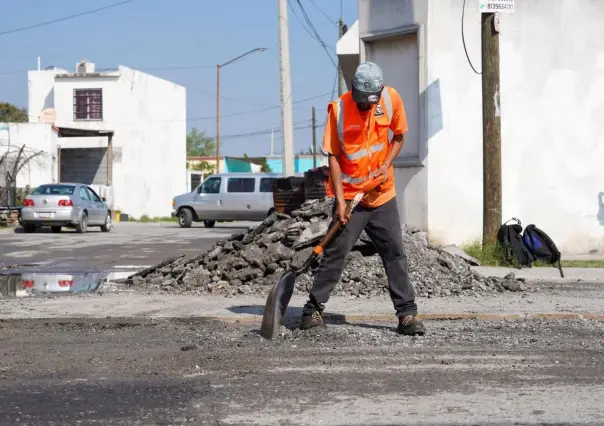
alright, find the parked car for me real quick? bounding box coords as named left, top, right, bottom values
left=171, top=172, right=285, bottom=228
left=19, top=183, right=112, bottom=234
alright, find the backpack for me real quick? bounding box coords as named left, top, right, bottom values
left=497, top=218, right=534, bottom=268
left=522, top=224, right=564, bottom=277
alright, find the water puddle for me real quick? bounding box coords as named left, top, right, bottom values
left=0, top=272, right=132, bottom=298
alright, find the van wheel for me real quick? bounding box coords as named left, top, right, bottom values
left=203, top=220, right=215, bottom=228
left=178, top=208, right=193, bottom=228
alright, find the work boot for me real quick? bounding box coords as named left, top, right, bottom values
left=397, top=315, right=426, bottom=336
left=300, top=310, right=326, bottom=330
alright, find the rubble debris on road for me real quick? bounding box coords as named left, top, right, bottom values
left=128, top=197, right=527, bottom=298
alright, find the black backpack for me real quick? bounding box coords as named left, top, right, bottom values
left=522, top=224, right=564, bottom=277
left=497, top=218, right=534, bottom=268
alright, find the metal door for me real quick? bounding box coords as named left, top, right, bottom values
left=60, top=148, right=108, bottom=185
left=221, top=177, right=258, bottom=220
left=87, top=186, right=106, bottom=224
left=193, top=176, right=223, bottom=220
left=77, top=186, right=95, bottom=222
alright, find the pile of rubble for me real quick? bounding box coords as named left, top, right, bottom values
left=129, top=198, right=527, bottom=298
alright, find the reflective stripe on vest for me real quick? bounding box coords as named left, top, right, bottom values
left=334, top=87, right=393, bottom=161
left=341, top=172, right=366, bottom=185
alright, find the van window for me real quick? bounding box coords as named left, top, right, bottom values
left=259, top=178, right=275, bottom=193
left=227, top=177, right=255, bottom=193
left=199, top=177, right=221, bottom=194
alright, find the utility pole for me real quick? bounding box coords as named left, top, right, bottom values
left=278, top=0, right=295, bottom=177
left=481, top=12, right=502, bottom=246
left=312, top=106, right=317, bottom=168
left=215, top=65, right=221, bottom=174
left=337, top=18, right=347, bottom=97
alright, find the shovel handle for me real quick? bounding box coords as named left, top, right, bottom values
left=312, top=194, right=363, bottom=256
left=311, top=176, right=386, bottom=256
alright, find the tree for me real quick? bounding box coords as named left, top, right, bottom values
left=0, top=103, right=27, bottom=123
left=0, top=144, right=45, bottom=207
left=260, top=157, right=272, bottom=172
left=186, top=127, right=215, bottom=157
left=298, top=147, right=314, bottom=155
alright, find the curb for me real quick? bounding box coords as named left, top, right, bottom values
left=191, top=312, right=604, bottom=324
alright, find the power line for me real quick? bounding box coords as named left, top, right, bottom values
left=0, top=0, right=137, bottom=36
left=133, top=64, right=215, bottom=71
left=307, top=0, right=338, bottom=26
left=0, top=63, right=216, bottom=78
left=188, top=92, right=331, bottom=121
left=288, top=0, right=325, bottom=45
left=461, top=0, right=481, bottom=75
left=0, top=70, right=24, bottom=77
left=209, top=121, right=313, bottom=141
left=292, top=0, right=338, bottom=69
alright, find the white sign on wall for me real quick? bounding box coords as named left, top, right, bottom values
left=479, top=0, right=514, bottom=13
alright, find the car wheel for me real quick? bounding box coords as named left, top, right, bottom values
left=203, top=220, right=216, bottom=228
left=51, top=226, right=62, bottom=233
left=101, top=212, right=112, bottom=232
left=23, top=224, right=36, bottom=233
left=178, top=208, right=193, bottom=228
left=76, top=213, right=88, bottom=234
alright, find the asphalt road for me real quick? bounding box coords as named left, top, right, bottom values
left=1, top=317, right=603, bottom=425
left=0, top=222, right=255, bottom=274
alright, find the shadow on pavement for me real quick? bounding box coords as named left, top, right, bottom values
left=227, top=304, right=395, bottom=332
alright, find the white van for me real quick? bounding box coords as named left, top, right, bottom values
left=171, top=172, right=290, bottom=228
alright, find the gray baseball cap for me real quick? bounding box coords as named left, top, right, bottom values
left=351, top=61, right=384, bottom=104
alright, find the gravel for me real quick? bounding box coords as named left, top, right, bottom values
left=128, top=197, right=527, bottom=298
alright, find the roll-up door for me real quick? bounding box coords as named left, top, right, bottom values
left=60, top=148, right=108, bottom=185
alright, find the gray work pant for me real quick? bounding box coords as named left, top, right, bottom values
left=302, top=197, right=418, bottom=318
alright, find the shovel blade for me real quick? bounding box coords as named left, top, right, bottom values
left=260, top=270, right=297, bottom=340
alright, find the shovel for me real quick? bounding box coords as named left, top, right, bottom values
left=259, top=176, right=386, bottom=340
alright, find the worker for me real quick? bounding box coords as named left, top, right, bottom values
left=300, top=61, right=425, bottom=336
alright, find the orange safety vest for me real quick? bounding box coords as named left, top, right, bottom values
left=325, top=86, right=397, bottom=208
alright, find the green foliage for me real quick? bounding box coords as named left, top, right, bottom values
left=462, top=239, right=506, bottom=266
left=16, top=185, right=32, bottom=206
left=260, top=157, right=272, bottom=172
left=0, top=102, right=27, bottom=122
left=461, top=239, right=604, bottom=268
left=130, top=215, right=177, bottom=223
left=298, top=147, right=314, bottom=155
left=186, top=127, right=215, bottom=157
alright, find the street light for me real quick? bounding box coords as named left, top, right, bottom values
left=215, top=47, right=268, bottom=173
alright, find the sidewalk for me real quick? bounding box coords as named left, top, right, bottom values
left=1, top=280, right=603, bottom=321
left=473, top=266, right=604, bottom=282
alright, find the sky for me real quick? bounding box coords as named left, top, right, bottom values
left=0, top=0, right=358, bottom=157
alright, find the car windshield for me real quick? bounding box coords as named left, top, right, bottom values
left=32, top=185, right=76, bottom=195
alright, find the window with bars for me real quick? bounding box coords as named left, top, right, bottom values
left=73, top=89, right=103, bottom=120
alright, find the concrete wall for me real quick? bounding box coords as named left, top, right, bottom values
left=354, top=0, right=604, bottom=254
left=425, top=0, right=604, bottom=253
left=28, top=65, right=187, bottom=218
left=358, top=0, right=431, bottom=232
left=0, top=123, right=58, bottom=189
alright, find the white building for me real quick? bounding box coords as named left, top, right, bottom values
left=337, top=0, right=604, bottom=255
left=0, top=123, right=58, bottom=205
left=12, top=59, right=187, bottom=218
